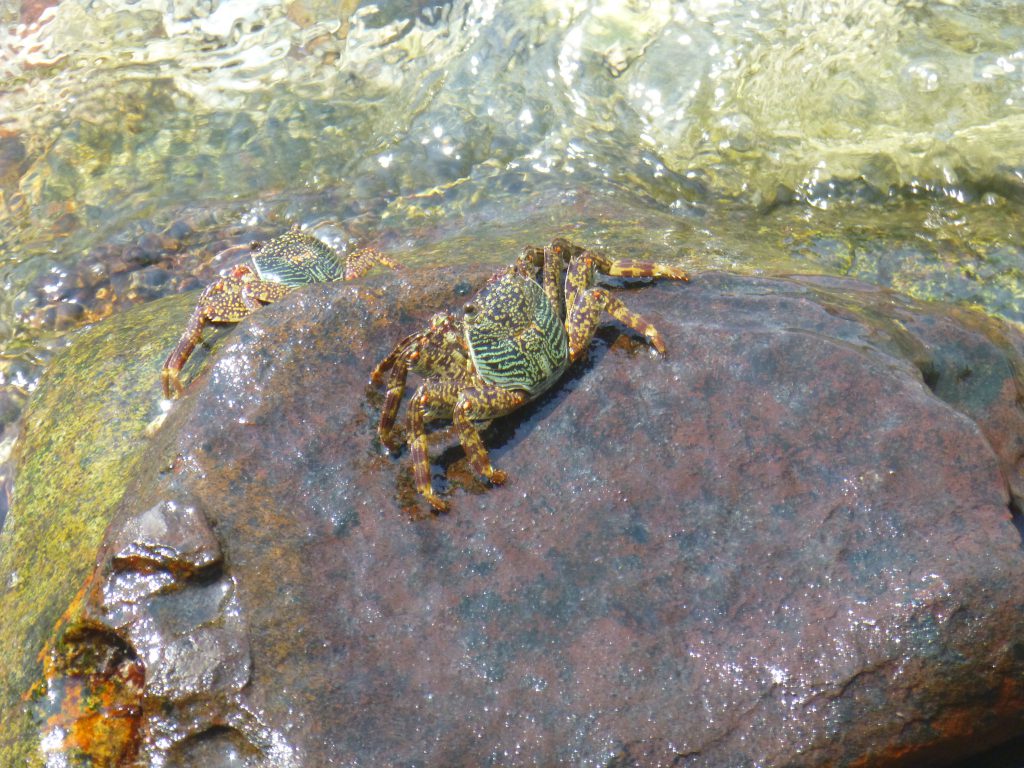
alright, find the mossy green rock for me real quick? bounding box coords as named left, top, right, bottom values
left=0, top=293, right=195, bottom=764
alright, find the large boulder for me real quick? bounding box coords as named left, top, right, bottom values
left=3, top=261, right=1024, bottom=766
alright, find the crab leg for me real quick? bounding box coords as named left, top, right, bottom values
left=403, top=380, right=528, bottom=511
left=369, top=327, right=433, bottom=451
left=545, top=238, right=689, bottom=282
left=566, top=286, right=669, bottom=361
left=563, top=248, right=597, bottom=324
left=560, top=247, right=686, bottom=360
left=162, top=277, right=257, bottom=398
left=162, top=311, right=210, bottom=398
left=369, top=329, right=419, bottom=387
left=563, top=249, right=671, bottom=363
left=372, top=348, right=414, bottom=451
left=593, top=255, right=688, bottom=281
left=604, top=290, right=667, bottom=352
left=453, top=386, right=529, bottom=484
left=407, top=382, right=458, bottom=512
left=242, top=280, right=292, bottom=305
left=369, top=309, right=463, bottom=388
left=161, top=267, right=291, bottom=398
left=530, top=239, right=688, bottom=311
left=344, top=247, right=401, bottom=280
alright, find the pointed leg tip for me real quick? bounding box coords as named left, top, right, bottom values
left=426, top=495, right=450, bottom=513
left=378, top=433, right=402, bottom=453
left=161, top=369, right=184, bottom=399
left=647, top=334, right=668, bottom=356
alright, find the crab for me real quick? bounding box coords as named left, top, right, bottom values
left=369, top=238, right=689, bottom=512
left=162, top=229, right=398, bottom=398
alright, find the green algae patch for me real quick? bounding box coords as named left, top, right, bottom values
left=0, top=292, right=196, bottom=764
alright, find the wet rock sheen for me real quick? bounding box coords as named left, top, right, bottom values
left=7, top=265, right=1024, bottom=766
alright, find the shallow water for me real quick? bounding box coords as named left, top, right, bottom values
left=1, top=0, right=1024, bottom=478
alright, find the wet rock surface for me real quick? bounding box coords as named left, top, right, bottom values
left=4, top=262, right=1024, bottom=766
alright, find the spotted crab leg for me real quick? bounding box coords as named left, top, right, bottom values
left=369, top=332, right=421, bottom=451
left=563, top=250, right=679, bottom=362
left=406, top=381, right=457, bottom=512
left=525, top=238, right=688, bottom=317
left=404, top=380, right=528, bottom=512
left=567, top=287, right=670, bottom=360
left=453, top=385, right=529, bottom=485
left=344, top=247, right=401, bottom=280
left=588, top=251, right=689, bottom=281
left=161, top=266, right=291, bottom=398
left=162, top=309, right=210, bottom=398
left=368, top=331, right=416, bottom=388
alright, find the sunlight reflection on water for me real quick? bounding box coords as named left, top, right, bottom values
left=0, top=0, right=1023, bottom=416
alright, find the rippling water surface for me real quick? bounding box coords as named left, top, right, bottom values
left=2, top=0, right=1024, bottom=482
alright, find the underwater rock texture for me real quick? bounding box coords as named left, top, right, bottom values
left=4, top=263, right=1024, bottom=766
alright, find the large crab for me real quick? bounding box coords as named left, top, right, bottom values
left=162, top=229, right=397, bottom=398
left=369, top=238, right=689, bottom=512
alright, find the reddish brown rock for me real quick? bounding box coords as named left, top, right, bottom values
left=24, top=267, right=1024, bottom=765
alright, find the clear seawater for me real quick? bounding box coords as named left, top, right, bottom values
left=1, top=0, right=1024, bottom=462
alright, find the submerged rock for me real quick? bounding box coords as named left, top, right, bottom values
left=3, top=261, right=1024, bottom=766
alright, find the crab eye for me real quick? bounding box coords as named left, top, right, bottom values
left=463, top=303, right=478, bottom=321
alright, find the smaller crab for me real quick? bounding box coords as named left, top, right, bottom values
left=162, top=229, right=397, bottom=398
left=369, top=238, right=689, bottom=512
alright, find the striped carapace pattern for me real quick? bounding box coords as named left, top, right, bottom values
left=464, top=272, right=569, bottom=397
left=251, top=230, right=346, bottom=286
